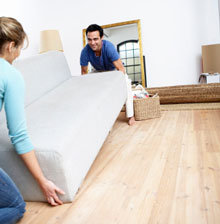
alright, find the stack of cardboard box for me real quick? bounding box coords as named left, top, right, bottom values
left=201, top=44, right=220, bottom=83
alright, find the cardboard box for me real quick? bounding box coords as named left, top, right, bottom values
left=202, top=44, right=220, bottom=73
left=206, top=74, right=220, bottom=83
left=199, top=73, right=220, bottom=84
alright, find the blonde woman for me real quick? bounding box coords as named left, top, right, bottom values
left=0, top=17, right=65, bottom=223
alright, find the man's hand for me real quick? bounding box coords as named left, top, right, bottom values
left=113, top=59, right=125, bottom=74
left=81, top=66, right=88, bottom=75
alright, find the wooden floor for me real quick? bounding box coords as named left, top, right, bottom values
left=19, top=110, right=220, bottom=224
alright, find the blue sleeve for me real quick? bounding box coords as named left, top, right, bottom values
left=106, top=41, right=119, bottom=62
left=4, top=68, right=34, bottom=155
left=80, top=47, right=89, bottom=66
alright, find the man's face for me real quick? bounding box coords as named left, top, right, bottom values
left=87, top=31, right=103, bottom=52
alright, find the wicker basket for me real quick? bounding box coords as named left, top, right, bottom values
left=133, top=95, right=161, bottom=120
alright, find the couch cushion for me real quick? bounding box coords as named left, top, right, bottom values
left=13, top=51, right=71, bottom=107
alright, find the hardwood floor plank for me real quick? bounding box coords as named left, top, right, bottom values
left=18, top=110, right=220, bottom=224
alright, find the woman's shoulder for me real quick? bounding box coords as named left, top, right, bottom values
left=0, top=58, right=22, bottom=77
left=0, top=58, right=23, bottom=85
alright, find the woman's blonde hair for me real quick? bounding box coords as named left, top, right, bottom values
left=0, top=17, right=28, bottom=53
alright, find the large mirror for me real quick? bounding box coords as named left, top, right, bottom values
left=82, top=19, right=146, bottom=87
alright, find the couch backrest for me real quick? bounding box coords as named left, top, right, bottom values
left=13, top=50, right=71, bottom=107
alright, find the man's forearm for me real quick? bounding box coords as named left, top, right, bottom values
left=113, top=59, right=125, bottom=74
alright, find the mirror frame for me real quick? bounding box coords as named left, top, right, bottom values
left=82, top=19, right=146, bottom=87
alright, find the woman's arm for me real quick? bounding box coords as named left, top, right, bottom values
left=20, top=150, right=65, bottom=206
left=3, top=65, right=65, bottom=205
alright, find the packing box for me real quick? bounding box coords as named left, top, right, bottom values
left=202, top=44, right=220, bottom=73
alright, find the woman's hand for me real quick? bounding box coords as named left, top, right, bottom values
left=20, top=150, right=65, bottom=206
left=39, top=178, right=65, bottom=206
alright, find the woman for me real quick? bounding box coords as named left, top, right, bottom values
left=0, top=17, right=65, bottom=223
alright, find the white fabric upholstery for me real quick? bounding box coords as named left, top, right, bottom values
left=0, top=51, right=127, bottom=202
left=13, top=50, right=71, bottom=106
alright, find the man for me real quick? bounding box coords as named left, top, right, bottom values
left=80, top=24, right=135, bottom=125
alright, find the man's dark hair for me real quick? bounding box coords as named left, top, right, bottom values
left=86, top=24, right=104, bottom=38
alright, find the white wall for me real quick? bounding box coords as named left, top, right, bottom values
left=1, top=0, right=219, bottom=87
left=0, top=0, right=21, bottom=18
left=219, top=0, right=220, bottom=34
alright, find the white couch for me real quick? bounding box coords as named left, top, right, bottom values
left=0, top=51, right=127, bottom=202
